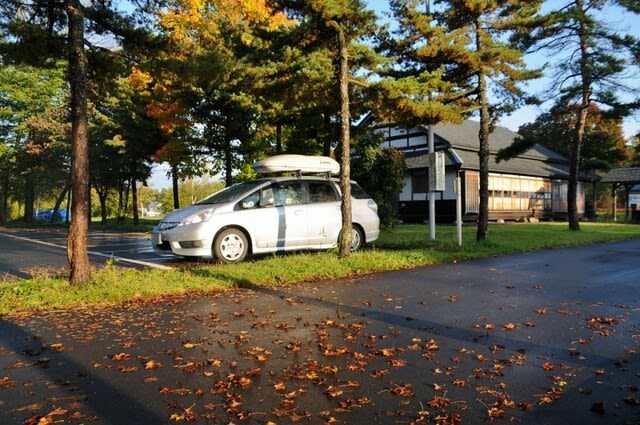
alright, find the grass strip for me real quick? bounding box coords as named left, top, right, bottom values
left=1, top=222, right=639, bottom=315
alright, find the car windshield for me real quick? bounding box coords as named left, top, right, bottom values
left=197, top=180, right=267, bottom=205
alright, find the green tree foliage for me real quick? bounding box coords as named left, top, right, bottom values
left=499, top=103, right=628, bottom=172
left=146, top=0, right=293, bottom=190
left=373, top=0, right=472, bottom=127
left=352, top=138, right=407, bottom=228
left=0, top=61, right=69, bottom=223
left=515, top=0, right=640, bottom=230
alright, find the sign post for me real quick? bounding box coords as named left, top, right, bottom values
left=454, top=175, right=462, bottom=246
left=428, top=150, right=444, bottom=240
left=429, top=151, right=445, bottom=192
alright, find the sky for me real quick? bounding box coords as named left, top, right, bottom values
left=148, top=0, right=640, bottom=189
left=367, top=0, right=640, bottom=137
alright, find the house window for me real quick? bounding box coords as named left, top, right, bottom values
left=412, top=172, right=428, bottom=194
left=465, top=171, right=480, bottom=213
left=488, top=174, right=552, bottom=212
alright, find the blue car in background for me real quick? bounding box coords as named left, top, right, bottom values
left=36, top=208, right=70, bottom=221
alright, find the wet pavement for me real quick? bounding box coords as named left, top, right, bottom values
left=0, top=239, right=639, bottom=424
left=0, top=228, right=178, bottom=280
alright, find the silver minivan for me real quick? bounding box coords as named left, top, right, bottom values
left=151, top=175, right=380, bottom=263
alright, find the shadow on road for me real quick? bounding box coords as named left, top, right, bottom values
left=0, top=318, right=166, bottom=425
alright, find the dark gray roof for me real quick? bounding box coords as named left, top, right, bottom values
left=423, top=120, right=567, bottom=162
left=600, top=168, right=640, bottom=185
left=401, top=120, right=584, bottom=180
left=453, top=148, right=572, bottom=179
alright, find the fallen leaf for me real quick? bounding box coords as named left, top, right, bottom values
left=112, top=352, right=130, bottom=361
left=145, top=360, right=163, bottom=370
left=542, top=362, right=555, bottom=371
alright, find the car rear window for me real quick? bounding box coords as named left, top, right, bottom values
left=350, top=183, right=372, bottom=199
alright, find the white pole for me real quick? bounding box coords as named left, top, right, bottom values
left=428, top=125, right=436, bottom=240
left=456, top=176, right=462, bottom=246
left=426, top=0, right=436, bottom=241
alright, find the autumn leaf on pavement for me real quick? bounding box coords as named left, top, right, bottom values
left=0, top=376, right=15, bottom=389
left=169, top=406, right=198, bottom=422
left=49, top=342, right=64, bottom=352
left=428, top=396, right=450, bottom=409
left=452, top=379, right=466, bottom=388
left=489, top=344, right=505, bottom=353
left=541, top=362, right=555, bottom=371
left=111, top=352, right=131, bottom=361
left=425, top=339, right=439, bottom=351
left=487, top=406, right=505, bottom=419
left=389, top=383, right=414, bottom=397
left=371, top=369, right=388, bottom=378
left=145, top=359, right=163, bottom=369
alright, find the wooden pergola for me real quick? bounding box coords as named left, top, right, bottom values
left=600, top=167, right=640, bottom=222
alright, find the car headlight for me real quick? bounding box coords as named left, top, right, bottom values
left=180, top=208, right=216, bottom=226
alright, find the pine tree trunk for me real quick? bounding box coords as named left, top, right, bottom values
left=0, top=173, right=7, bottom=224
left=171, top=163, right=180, bottom=209
left=476, top=18, right=490, bottom=242
left=568, top=107, right=586, bottom=231
left=132, top=176, right=139, bottom=226
left=337, top=26, right=352, bottom=258
left=51, top=183, right=70, bottom=223
left=568, top=0, right=590, bottom=231
left=98, top=188, right=108, bottom=225
left=23, top=172, right=35, bottom=223
left=66, top=0, right=91, bottom=285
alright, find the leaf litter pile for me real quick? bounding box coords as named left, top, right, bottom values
left=1, top=276, right=639, bottom=424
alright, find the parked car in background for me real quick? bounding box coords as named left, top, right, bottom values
left=35, top=208, right=70, bottom=221
left=152, top=155, right=380, bottom=263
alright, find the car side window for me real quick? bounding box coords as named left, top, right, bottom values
left=309, top=181, right=338, bottom=203
left=260, top=187, right=275, bottom=207
left=274, top=181, right=306, bottom=206
left=239, top=191, right=261, bottom=210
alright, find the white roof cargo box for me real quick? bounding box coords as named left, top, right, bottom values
left=253, top=154, right=340, bottom=175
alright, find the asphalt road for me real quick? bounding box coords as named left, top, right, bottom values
left=0, top=227, right=179, bottom=279
left=0, top=239, right=639, bottom=424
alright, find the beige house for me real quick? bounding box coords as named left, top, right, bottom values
left=373, top=120, right=594, bottom=222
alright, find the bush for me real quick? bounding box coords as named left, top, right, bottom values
left=352, top=139, right=406, bottom=228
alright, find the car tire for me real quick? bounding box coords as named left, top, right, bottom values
left=213, top=228, right=249, bottom=263
left=350, top=225, right=365, bottom=252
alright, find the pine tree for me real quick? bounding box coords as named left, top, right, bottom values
left=516, top=0, right=640, bottom=230
left=437, top=0, right=543, bottom=241
left=380, top=0, right=542, bottom=241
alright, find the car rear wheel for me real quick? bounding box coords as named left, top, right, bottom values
left=213, top=228, right=249, bottom=263
left=350, top=225, right=364, bottom=252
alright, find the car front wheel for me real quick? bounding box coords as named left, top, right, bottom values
left=213, top=228, right=249, bottom=263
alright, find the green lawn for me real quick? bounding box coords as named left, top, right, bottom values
left=1, top=221, right=639, bottom=315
